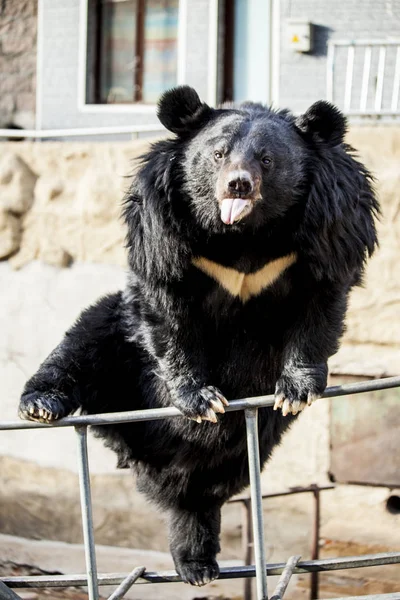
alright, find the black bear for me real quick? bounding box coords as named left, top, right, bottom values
left=19, top=86, right=379, bottom=586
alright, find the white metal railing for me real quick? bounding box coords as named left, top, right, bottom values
left=0, top=124, right=165, bottom=140
left=327, top=39, right=400, bottom=116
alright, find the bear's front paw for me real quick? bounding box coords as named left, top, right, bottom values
left=174, top=385, right=229, bottom=423
left=175, top=557, right=220, bottom=586
left=274, top=363, right=327, bottom=416
left=19, top=391, right=70, bottom=423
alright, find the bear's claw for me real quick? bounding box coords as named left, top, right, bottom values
left=177, top=559, right=219, bottom=586
left=193, top=386, right=229, bottom=423
left=19, top=391, right=68, bottom=424
left=177, top=385, right=229, bottom=424
left=274, top=364, right=326, bottom=416
left=273, top=394, right=308, bottom=416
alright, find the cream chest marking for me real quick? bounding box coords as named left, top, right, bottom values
left=192, top=253, right=297, bottom=302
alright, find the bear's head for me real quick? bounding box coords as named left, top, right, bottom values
left=157, top=86, right=347, bottom=233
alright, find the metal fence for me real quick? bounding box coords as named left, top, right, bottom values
left=1, top=375, right=400, bottom=600
left=0, top=124, right=165, bottom=141
left=327, top=39, right=400, bottom=116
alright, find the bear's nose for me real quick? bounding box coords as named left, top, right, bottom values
left=227, top=173, right=253, bottom=196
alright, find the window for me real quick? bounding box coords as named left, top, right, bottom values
left=88, top=0, right=179, bottom=105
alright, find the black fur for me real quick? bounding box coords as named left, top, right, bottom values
left=19, top=86, right=379, bottom=586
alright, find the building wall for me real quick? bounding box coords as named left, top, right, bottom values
left=0, top=0, right=37, bottom=128
left=39, top=0, right=213, bottom=130
left=278, top=0, right=400, bottom=113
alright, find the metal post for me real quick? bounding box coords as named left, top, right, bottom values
left=245, top=409, right=268, bottom=600
left=75, top=426, right=99, bottom=600
left=242, top=498, right=254, bottom=600
left=0, top=581, right=23, bottom=600
left=310, top=485, right=320, bottom=600
left=270, top=555, right=301, bottom=600
left=108, top=566, right=146, bottom=600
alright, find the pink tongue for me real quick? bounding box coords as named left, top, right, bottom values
left=220, top=198, right=250, bottom=225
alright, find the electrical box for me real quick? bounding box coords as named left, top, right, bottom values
left=287, top=20, right=312, bottom=53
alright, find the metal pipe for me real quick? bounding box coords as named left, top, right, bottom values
left=0, top=124, right=164, bottom=139
left=328, top=39, right=400, bottom=47
left=107, top=566, right=145, bottom=600
left=0, top=581, right=23, bottom=600
left=75, top=426, right=99, bottom=600
left=245, top=409, right=268, bottom=600
left=4, top=376, right=400, bottom=431
left=241, top=498, right=253, bottom=600
left=270, top=555, right=301, bottom=600
left=344, top=109, right=400, bottom=115
left=230, top=484, right=335, bottom=503
left=310, top=485, right=320, bottom=599
left=329, top=595, right=400, bottom=600
left=3, top=552, right=400, bottom=588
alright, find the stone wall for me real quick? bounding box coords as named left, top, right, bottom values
left=0, top=131, right=399, bottom=373
left=0, top=0, right=37, bottom=128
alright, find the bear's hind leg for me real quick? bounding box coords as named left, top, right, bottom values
left=168, top=505, right=221, bottom=586
left=19, top=292, right=127, bottom=424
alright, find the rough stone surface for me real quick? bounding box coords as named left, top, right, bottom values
left=0, top=141, right=152, bottom=268
left=0, top=153, right=37, bottom=215
left=0, top=131, right=399, bottom=372
left=0, top=209, right=20, bottom=258
left=0, top=0, right=37, bottom=128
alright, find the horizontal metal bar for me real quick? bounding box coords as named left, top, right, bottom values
left=329, top=595, right=400, bottom=600
left=3, top=552, right=400, bottom=588
left=229, top=485, right=335, bottom=503
left=270, top=555, right=301, bottom=600
left=2, top=376, right=399, bottom=431
left=0, top=125, right=164, bottom=138
left=346, top=110, right=400, bottom=116
left=328, top=40, right=400, bottom=47
left=108, top=567, right=146, bottom=600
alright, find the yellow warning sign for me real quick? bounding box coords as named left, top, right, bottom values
left=292, top=34, right=299, bottom=43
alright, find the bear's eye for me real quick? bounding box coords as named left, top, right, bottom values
left=214, top=150, right=223, bottom=161
left=261, top=156, right=272, bottom=166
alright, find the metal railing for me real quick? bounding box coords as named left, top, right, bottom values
left=0, top=375, right=400, bottom=600
left=327, top=39, right=400, bottom=116
left=0, top=124, right=165, bottom=140
left=231, top=483, right=336, bottom=600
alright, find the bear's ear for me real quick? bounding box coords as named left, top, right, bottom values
left=157, top=86, right=212, bottom=135
left=295, top=101, right=347, bottom=147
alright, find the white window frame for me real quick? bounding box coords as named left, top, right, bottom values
left=77, top=0, right=188, bottom=113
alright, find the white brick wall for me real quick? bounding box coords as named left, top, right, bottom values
left=278, top=0, right=400, bottom=113
left=38, top=0, right=400, bottom=128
